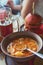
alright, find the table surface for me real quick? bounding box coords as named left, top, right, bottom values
left=0, top=15, right=43, bottom=65
left=0, top=48, right=43, bottom=65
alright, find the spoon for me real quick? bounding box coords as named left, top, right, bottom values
left=16, top=45, right=43, bottom=59
left=23, top=48, right=43, bottom=59
left=15, top=43, right=43, bottom=59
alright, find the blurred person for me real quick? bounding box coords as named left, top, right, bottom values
left=7, top=0, right=22, bottom=14
left=0, top=0, right=23, bottom=15
left=21, top=0, right=43, bottom=19
left=21, top=0, right=43, bottom=37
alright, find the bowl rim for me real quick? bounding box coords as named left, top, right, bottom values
left=1, top=31, right=43, bottom=59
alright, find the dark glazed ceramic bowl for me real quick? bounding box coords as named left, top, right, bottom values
left=1, top=31, right=42, bottom=62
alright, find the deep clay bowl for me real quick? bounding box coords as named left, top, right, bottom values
left=1, top=31, right=42, bottom=62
